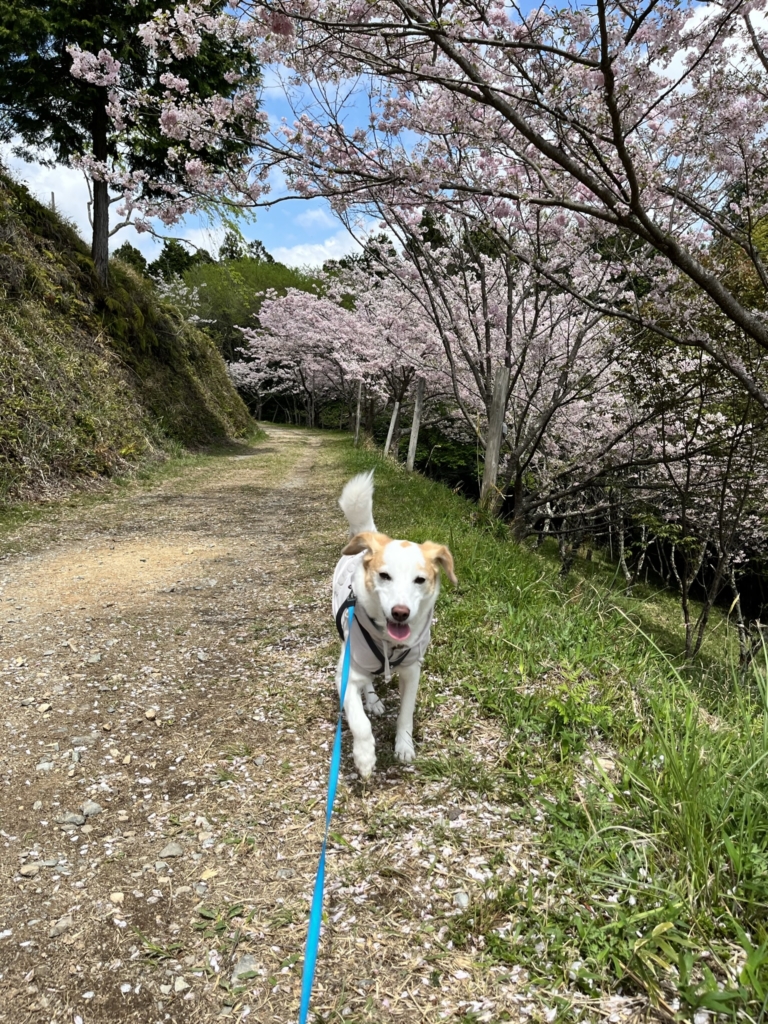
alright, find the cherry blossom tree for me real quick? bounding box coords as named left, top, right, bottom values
left=65, top=1, right=768, bottom=405
left=608, top=345, right=768, bottom=658
left=211, top=0, right=768, bottom=407
left=231, top=206, right=659, bottom=544
left=338, top=197, right=653, bottom=532
left=228, top=292, right=345, bottom=424
left=228, top=266, right=446, bottom=426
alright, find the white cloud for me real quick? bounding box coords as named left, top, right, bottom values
left=3, top=151, right=92, bottom=241
left=1, top=148, right=357, bottom=269
left=271, top=228, right=360, bottom=267
left=2, top=148, right=170, bottom=260
left=178, top=223, right=227, bottom=259
left=293, top=206, right=338, bottom=230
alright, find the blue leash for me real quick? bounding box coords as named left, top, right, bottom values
left=298, top=602, right=355, bottom=1024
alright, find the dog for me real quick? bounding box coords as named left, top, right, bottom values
left=332, top=471, right=457, bottom=778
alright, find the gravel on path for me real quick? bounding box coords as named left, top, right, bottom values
left=0, top=427, right=612, bottom=1024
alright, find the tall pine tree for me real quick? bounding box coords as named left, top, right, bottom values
left=0, top=1, right=260, bottom=285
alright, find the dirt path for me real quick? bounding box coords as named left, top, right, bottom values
left=0, top=427, right=534, bottom=1024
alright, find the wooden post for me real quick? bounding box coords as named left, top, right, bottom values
left=353, top=380, right=363, bottom=447
left=480, top=363, right=511, bottom=511
left=383, top=400, right=400, bottom=457
left=406, top=378, right=425, bottom=472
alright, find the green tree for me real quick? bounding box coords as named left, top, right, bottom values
left=112, top=240, right=147, bottom=276
left=247, top=239, right=274, bottom=264
left=148, top=240, right=213, bottom=281
left=219, top=230, right=274, bottom=264
left=0, top=0, right=260, bottom=286
left=219, top=230, right=247, bottom=262
left=185, top=258, right=318, bottom=360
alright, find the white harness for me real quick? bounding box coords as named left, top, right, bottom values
left=332, top=553, right=433, bottom=682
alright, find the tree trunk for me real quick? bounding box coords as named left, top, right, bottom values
left=406, top=378, right=425, bottom=471
left=91, top=90, right=110, bottom=288
left=691, top=548, right=728, bottom=660
left=92, top=179, right=110, bottom=288
left=384, top=401, right=400, bottom=457
left=510, top=470, right=526, bottom=541
left=615, top=495, right=634, bottom=595
left=480, top=363, right=511, bottom=512
left=671, top=538, right=708, bottom=659
left=669, top=545, right=695, bottom=657
left=630, top=525, right=651, bottom=591
left=727, top=567, right=749, bottom=667
left=558, top=528, right=585, bottom=578
left=354, top=380, right=363, bottom=447
left=535, top=502, right=552, bottom=549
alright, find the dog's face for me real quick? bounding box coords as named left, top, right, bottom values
left=342, top=532, right=457, bottom=642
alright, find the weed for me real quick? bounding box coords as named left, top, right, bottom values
left=224, top=832, right=256, bottom=853
left=193, top=903, right=246, bottom=939
left=134, top=928, right=185, bottom=962
left=269, top=906, right=295, bottom=929
left=418, top=751, right=497, bottom=794
left=223, top=742, right=254, bottom=760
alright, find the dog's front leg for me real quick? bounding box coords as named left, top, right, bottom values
left=337, top=658, right=376, bottom=779
left=395, top=662, right=421, bottom=764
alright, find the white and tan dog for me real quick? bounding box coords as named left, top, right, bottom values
left=332, top=471, right=457, bottom=778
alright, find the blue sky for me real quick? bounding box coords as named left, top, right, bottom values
left=1, top=69, right=362, bottom=269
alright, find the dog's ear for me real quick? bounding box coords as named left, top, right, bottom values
left=420, top=542, right=458, bottom=585
left=342, top=531, right=391, bottom=556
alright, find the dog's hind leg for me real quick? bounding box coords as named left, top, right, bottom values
left=394, top=662, right=420, bottom=764
left=363, top=680, right=385, bottom=717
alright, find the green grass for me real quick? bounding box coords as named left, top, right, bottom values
left=340, top=443, right=768, bottom=1020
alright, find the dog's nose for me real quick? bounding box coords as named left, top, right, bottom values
left=391, top=605, right=410, bottom=622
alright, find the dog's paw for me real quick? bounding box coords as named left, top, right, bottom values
left=394, top=734, right=415, bottom=764
left=354, top=740, right=376, bottom=780
left=366, top=695, right=385, bottom=717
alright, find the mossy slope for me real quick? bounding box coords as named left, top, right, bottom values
left=0, top=173, right=252, bottom=501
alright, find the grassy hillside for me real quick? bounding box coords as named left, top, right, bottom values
left=0, top=173, right=253, bottom=502
left=342, top=442, right=768, bottom=1021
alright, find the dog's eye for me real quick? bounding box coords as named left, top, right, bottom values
left=379, top=572, right=391, bottom=581
left=414, top=576, right=426, bottom=584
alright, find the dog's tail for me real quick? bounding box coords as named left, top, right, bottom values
left=339, top=470, right=376, bottom=536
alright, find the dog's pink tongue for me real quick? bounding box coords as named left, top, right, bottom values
left=387, top=620, right=411, bottom=641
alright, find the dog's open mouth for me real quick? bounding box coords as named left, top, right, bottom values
left=386, top=620, right=411, bottom=641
